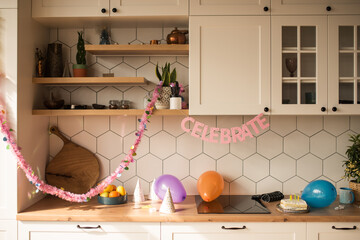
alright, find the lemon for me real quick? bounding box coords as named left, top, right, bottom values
left=116, top=186, right=126, bottom=196
left=100, top=192, right=109, bottom=197
left=103, top=185, right=113, bottom=192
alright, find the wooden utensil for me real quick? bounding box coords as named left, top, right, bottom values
left=45, top=126, right=99, bottom=194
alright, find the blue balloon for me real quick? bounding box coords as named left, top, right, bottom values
left=301, top=180, right=337, bottom=208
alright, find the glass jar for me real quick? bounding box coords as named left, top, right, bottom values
left=109, top=100, right=119, bottom=109
left=119, top=100, right=130, bottom=109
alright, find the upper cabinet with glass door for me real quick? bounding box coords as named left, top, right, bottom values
left=272, top=0, right=360, bottom=15
left=271, top=16, right=328, bottom=115
left=328, top=16, right=360, bottom=115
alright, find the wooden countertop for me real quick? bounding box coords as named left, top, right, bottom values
left=17, top=195, right=360, bottom=222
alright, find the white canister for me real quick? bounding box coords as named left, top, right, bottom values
left=170, top=97, right=182, bottom=109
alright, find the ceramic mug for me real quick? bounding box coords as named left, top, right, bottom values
left=339, top=187, right=355, bottom=204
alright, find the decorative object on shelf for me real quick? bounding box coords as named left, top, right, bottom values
left=73, top=31, right=87, bottom=77
left=159, top=187, right=176, bottom=214
left=149, top=178, right=160, bottom=201
left=92, top=104, right=106, bottom=109
left=343, top=133, right=360, bottom=202
left=99, top=27, right=111, bottom=45
left=43, top=92, right=64, bottom=109
left=133, top=179, right=145, bottom=203
left=45, top=43, right=63, bottom=77
left=197, top=171, right=224, bottom=202
left=103, top=73, right=114, bottom=77
left=154, top=174, right=186, bottom=203
left=119, top=100, right=130, bottom=109
left=301, top=180, right=337, bottom=208
left=35, top=48, right=45, bottom=77
left=285, top=57, right=297, bottom=77
left=170, top=81, right=182, bottom=109
left=166, top=27, right=188, bottom=44
left=155, top=62, right=176, bottom=109
left=109, top=100, right=119, bottom=109
left=62, top=60, right=71, bottom=77
left=150, top=40, right=160, bottom=45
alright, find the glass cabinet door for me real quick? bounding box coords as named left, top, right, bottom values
left=271, top=16, right=328, bottom=114
left=328, top=16, right=360, bottom=114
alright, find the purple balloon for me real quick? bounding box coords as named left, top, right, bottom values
left=154, top=174, right=187, bottom=203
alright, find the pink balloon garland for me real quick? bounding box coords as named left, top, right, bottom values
left=0, top=82, right=163, bottom=203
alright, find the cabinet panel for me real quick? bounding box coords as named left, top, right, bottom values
left=189, top=16, right=270, bottom=115
left=328, top=15, right=360, bottom=115
left=32, top=0, right=109, bottom=18
left=0, top=220, right=17, bottom=240
left=307, top=222, right=360, bottom=240
left=190, top=0, right=270, bottom=16
left=0, top=0, right=16, bottom=8
left=161, top=222, right=306, bottom=240
left=272, top=0, right=360, bottom=15
left=110, top=0, right=188, bottom=16
left=271, top=16, right=328, bottom=115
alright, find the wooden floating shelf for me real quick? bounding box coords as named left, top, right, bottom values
left=33, top=77, right=147, bottom=85
left=85, top=44, right=189, bottom=56
left=32, top=109, right=189, bottom=116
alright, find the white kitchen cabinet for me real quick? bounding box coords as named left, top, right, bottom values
left=328, top=15, right=360, bottom=115
left=271, top=0, right=360, bottom=15
left=18, top=221, right=160, bottom=240
left=189, top=16, right=270, bottom=115
left=0, top=220, right=17, bottom=240
left=271, top=16, right=328, bottom=115
left=161, top=222, right=306, bottom=240
left=0, top=0, right=16, bottom=8
left=307, top=222, right=360, bottom=240
left=32, top=0, right=188, bottom=18
left=190, top=0, right=270, bottom=16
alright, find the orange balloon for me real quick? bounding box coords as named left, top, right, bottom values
left=197, top=171, right=224, bottom=202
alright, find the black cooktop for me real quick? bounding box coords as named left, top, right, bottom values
left=195, top=195, right=270, bottom=214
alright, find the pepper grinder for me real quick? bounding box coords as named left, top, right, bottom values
left=170, top=82, right=182, bottom=110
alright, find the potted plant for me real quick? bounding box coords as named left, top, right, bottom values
left=73, top=31, right=87, bottom=77
left=343, top=133, right=360, bottom=202
left=155, top=62, right=176, bottom=109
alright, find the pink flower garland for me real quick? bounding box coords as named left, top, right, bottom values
left=0, top=83, right=162, bottom=202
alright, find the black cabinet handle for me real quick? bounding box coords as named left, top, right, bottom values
left=264, top=6, right=269, bottom=12
left=222, top=226, right=246, bottom=230
left=101, top=8, right=106, bottom=13
left=264, top=107, right=269, bottom=112
left=321, top=107, right=326, bottom=112
left=326, top=6, right=332, bottom=11
left=112, top=8, right=117, bottom=13
left=77, top=225, right=101, bottom=230
left=332, top=226, right=356, bottom=230
left=332, top=107, right=337, bottom=112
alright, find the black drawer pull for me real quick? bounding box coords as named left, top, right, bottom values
left=221, top=226, right=246, bottom=230
left=77, top=225, right=101, bottom=229
left=332, top=226, right=356, bottom=230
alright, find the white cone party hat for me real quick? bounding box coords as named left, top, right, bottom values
left=159, top=187, right=175, bottom=214
left=133, top=179, right=145, bottom=203
left=149, top=178, right=160, bottom=201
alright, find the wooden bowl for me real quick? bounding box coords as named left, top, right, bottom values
left=97, top=194, right=127, bottom=205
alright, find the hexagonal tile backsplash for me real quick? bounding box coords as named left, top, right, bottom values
left=48, top=27, right=357, bottom=197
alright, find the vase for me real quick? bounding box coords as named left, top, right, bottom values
left=46, top=43, right=63, bottom=77
left=349, top=180, right=360, bottom=203
left=155, top=86, right=171, bottom=109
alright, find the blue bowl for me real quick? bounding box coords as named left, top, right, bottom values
left=97, top=194, right=127, bottom=205
left=301, top=180, right=337, bottom=208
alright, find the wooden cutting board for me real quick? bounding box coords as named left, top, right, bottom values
left=45, top=126, right=99, bottom=194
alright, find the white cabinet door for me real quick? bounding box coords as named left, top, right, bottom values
left=19, top=222, right=160, bottom=240
left=161, top=222, right=306, bottom=240
left=328, top=15, right=360, bottom=115
left=190, top=0, right=270, bottom=16
left=271, top=16, right=328, bottom=115
left=307, top=222, right=360, bottom=240
left=0, top=0, right=16, bottom=8
left=271, top=0, right=360, bottom=15
left=110, top=0, right=188, bottom=16
left=32, top=0, right=109, bottom=18
left=0, top=220, right=17, bottom=240
left=0, top=9, right=17, bottom=220
left=189, top=16, right=270, bottom=115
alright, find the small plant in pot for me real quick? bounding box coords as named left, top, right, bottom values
left=155, top=62, right=176, bottom=109
left=343, top=133, right=360, bottom=202
left=73, top=31, right=87, bottom=77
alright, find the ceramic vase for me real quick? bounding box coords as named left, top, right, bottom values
left=155, top=86, right=171, bottom=109
left=46, top=43, right=63, bottom=77
left=73, top=64, right=87, bottom=77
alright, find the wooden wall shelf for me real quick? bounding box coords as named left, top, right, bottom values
left=32, top=109, right=189, bottom=116
left=33, top=77, right=147, bottom=85
left=85, top=44, right=189, bottom=56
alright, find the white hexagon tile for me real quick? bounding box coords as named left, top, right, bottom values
left=284, top=131, right=309, bottom=159
left=163, top=154, right=189, bottom=180
left=270, top=154, right=296, bottom=182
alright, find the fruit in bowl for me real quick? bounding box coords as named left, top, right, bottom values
left=98, top=184, right=127, bottom=205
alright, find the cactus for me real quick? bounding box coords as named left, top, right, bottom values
left=76, top=31, right=86, bottom=65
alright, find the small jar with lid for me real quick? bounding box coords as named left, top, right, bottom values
left=119, top=100, right=130, bottom=109
left=109, top=100, right=119, bottom=109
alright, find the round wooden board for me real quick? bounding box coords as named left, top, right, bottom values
left=276, top=204, right=310, bottom=214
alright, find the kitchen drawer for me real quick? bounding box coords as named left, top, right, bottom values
left=19, top=221, right=160, bottom=240
left=307, top=222, right=360, bottom=240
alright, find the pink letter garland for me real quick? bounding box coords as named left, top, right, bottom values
left=0, top=81, right=163, bottom=203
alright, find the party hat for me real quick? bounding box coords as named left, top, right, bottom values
left=149, top=178, right=160, bottom=201
left=159, top=187, right=175, bottom=214
left=133, top=178, right=145, bottom=203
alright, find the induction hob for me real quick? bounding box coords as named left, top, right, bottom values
left=195, top=195, right=270, bottom=214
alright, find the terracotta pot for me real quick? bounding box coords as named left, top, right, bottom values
left=155, top=86, right=171, bottom=109
left=73, top=64, right=87, bottom=77
left=349, top=180, right=360, bottom=203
